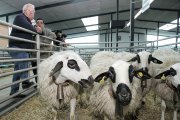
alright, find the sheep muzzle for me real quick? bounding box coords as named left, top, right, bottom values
left=78, top=75, right=94, bottom=88
left=116, top=83, right=132, bottom=106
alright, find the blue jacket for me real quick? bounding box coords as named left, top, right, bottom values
left=9, top=13, right=37, bottom=49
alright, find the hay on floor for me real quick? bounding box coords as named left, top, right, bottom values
left=0, top=91, right=176, bottom=120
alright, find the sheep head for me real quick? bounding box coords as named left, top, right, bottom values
left=155, top=63, right=180, bottom=93
left=128, top=51, right=163, bottom=73
left=48, top=52, right=94, bottom=88
left=94, top=60, right=151, bottom=106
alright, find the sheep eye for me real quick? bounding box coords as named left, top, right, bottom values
left=67, top=59, right=80, bottom=71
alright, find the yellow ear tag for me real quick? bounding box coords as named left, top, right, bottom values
left=161, top=74, right=166, bottom=81
left=99, top=76, right=106, bottom=85
left=138, top=72, right=143, bottom=78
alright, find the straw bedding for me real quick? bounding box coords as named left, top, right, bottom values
left=0, top=91, right=176, bottom=120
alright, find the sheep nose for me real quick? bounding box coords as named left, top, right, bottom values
left=120, top=88, right=128, bottom=97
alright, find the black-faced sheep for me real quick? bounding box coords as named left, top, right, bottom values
left=89, top=60, right=151, bottom=120
left=38, top=51, right=93, bottom=120
left=90, top=51, right=163, bottom=105
left=154, top=63, right=180, bottom=120
left=128, top=51, right=163, bottom=105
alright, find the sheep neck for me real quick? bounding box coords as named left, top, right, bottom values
left=160, top=79, right=179, bottom=106
left=163, top=79, right=179, bottom=105
left=52, top=76, right=69, bottom=105
left=141, top=79, right=147, bottom=92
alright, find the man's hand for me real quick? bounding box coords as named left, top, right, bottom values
left=36, top=26, right=42, bottom=33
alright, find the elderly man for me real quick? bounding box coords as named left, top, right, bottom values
left=9, top=3, right=42, bottom=98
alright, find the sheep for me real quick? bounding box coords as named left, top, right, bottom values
left=90, top=51, right=136, bottom=78
left=128, top=51, right=163, bottom=105
left=151, top=49, right=180, bottom=104
left=38, top=51, right=93, bottom=120
left=152, top=48, right=180, bottom=70
left=90, top=51, right=163, bottom=105
left=154, top=63, right=180, bottom=120
left=89, top=60, right=151, bottom=120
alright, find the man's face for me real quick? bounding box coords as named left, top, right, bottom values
left=37, top=20, right=44, bottom=28
left=57, top=32, right=62, bottom=37
left=25, top=7, right=35, bottom=20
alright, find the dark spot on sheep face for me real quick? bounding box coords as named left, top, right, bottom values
left=108, top=67, right=116, bottom=83
left=67, top=59, right=80, bottom=71
left=116, top=83, right=132, bottom=106
left=148, top=54, right=163, bottom=64
left=129, top=65, right=134, bottom=83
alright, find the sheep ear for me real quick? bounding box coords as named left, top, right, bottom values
left=154, top=70, right=170, bottom=79
left=94, top=72, right=108, bottom=83
left=150, top=56, right=163, bottom=64
left=133, top=70, right=151, bottom=80
left=128, top=54, right=140, bottom=63
left=49, top=61, right=63, bottom=77
left=169, top=67, right=177, bottom=76
left=128, top=56, right=137, bottom=62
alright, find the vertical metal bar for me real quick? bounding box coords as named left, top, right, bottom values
left=105, top=31, right=107, bottom=48
left=130, top=0, right=135, bottom=52
left=145, top=29, right=148, bottom=50
left=116, top=0, right=119, bottom=51
left=6, top=16, right=9, bottom=22
left=138, top=34, right=140, bottom=46
left=157, top=22, right=159, bottom=49
left=175, top=11, right=179, bottom=49
left=36, top=35, right=40, bottom=82
left=111, top=13, right=113, bottom=51
left=107, top=27, right=110, bottom=50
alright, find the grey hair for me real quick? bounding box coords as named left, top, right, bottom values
left=22, top=3, right=35, bottom=13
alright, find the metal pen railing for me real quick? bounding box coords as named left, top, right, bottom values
left=0, top=20, right=62, bottom=116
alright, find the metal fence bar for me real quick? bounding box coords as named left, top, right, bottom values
left=40, top=50, right=54, bottom=53
left=0, top=48, right=37, bottom=52
left=0, top=57, right=11, bottom=59
left=0, top=67, right=37, bottom=78
left=67, top=41, right=152, bottom=44
left=0, top=47, right=37, bottom=52
left=158, top=42, right=180, bottom=47
left=0, top=58, right=37, bottom=63
left=0, top=75, right=37, bottom=91
left=65, top=46, right=153, bottom=50
left=0, top=91, right=38, bottom=116
left=0, top=84, right=37, bottom=104
left=0, top=34, right=36, bottom=44
left=0, top=20, right=37, bottom=35
left=151, top=34, right=180, bottom=42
